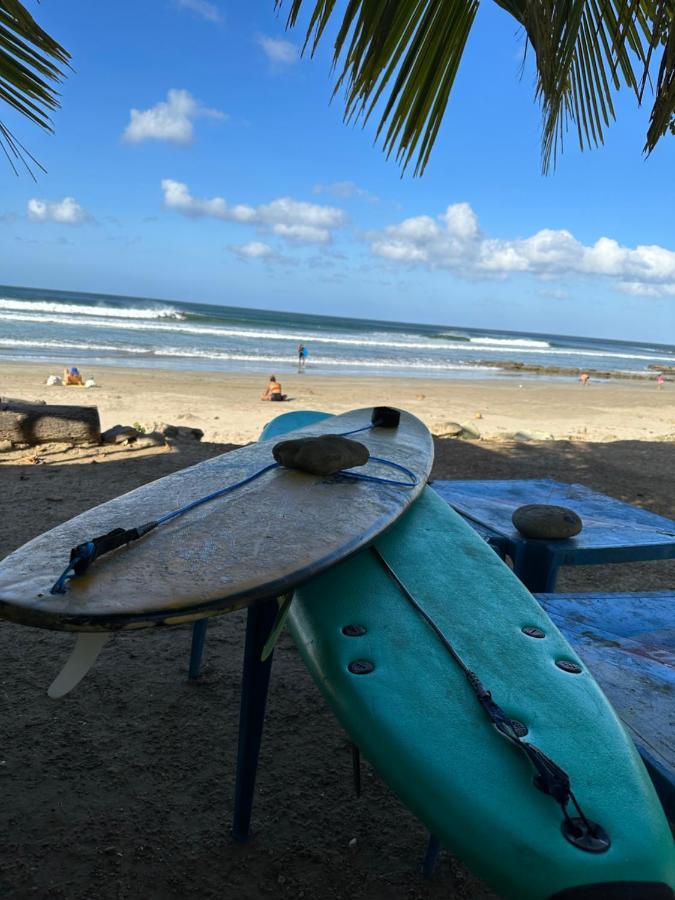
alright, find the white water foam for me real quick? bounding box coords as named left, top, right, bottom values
left=469, top=336, right=552, bottom=349
left=0, top=297, right=184, bottom=320
left=0, top=338, right=492, bottom=371
left=2, top=312, right=672, bottom=363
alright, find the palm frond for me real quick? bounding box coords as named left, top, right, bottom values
left=0, top=0, right=70, bottom=176
left=278, top=0, right=479, bottom=175
left=278, top=0, right=673, bottom=174
left=644, top=0, right=674, bottom=151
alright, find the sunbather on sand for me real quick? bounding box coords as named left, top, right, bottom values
left=260, top=375, right=287, bottom=402
left=63, top=366, right=84, bottom=386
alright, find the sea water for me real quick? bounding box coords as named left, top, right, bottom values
left=1, top=284, right=673, bottom=381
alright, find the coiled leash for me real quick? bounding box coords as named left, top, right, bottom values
left=50, top=408, right=416, bottom=595
left=371, top=546, right=611, bottom=854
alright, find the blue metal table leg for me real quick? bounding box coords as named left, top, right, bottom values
left=422, top=834, right=441, bottom=878
left=189, top=619, right=209, bottom=679
left=513, top=543, right=559, bottom=593
left=232, top=597, right=278, bottom=843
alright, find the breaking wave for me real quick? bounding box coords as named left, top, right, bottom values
left=0, top=297, right=184, bottom=320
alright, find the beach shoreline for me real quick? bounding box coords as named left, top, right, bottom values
left=2, top=360, right=675, bottom=900
left=1, top=360, right=673, bottom=444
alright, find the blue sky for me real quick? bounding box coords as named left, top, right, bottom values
left=1, top=0, right=674, bottom=342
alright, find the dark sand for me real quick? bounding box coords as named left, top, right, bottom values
left=1, top=436, right=673, bottom=899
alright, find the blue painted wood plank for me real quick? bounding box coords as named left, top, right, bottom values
left=432, top=480, right=675, bottom=564
left=535, top=591, right=674, bottom=819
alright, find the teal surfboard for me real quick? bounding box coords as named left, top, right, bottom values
left=262, top=412, right=675, bottom=900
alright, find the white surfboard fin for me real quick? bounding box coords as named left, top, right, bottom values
left=48, top=633, right=109, bottom=699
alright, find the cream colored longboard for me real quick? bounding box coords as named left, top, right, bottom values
left=0, top=408, right=432, bottom=694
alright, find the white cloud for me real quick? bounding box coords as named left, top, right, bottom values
left=257, top=35, right=298, bottom=65
left=162, top=179, right=346, bottom=244
left=313, top=181, right=378, bottom=203
left=368, top=202, right=675, bottom=295
left=123, top=89, right=226, bottom=144
left=27, top=197, right=90, bottom=224
left=176, top=0, right=223, bottom=23
left=233, top=241, right=275, bottom=259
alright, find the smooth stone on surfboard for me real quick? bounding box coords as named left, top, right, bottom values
left=47, top=633, right=109, bottom=699
left=273, top=435, right=369, bottom=476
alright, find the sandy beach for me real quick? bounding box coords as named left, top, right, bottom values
left=1, top=361, right=674, bottom=899
left=1, top=361, right=674, bottom=445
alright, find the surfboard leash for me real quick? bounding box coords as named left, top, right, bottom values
left=370, top=546, right=611, bottom=854
left=49, top=408, right=417, bottom=595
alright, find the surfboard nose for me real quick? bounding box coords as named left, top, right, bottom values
left=550, top=883, right=674, bottom=899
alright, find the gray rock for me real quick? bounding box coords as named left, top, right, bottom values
left=161, top=424, right=204, bottom=442
left=102, top=425, right=139, bottom=444
left=437, top=422, right=464, bottom=437
left=273, top=435, right=369, bottom=476
left=130, top=431, right=167, bottom=450
left=458, top=422, right=481, bottom=439
left=512, top=504, right=583, bottom=540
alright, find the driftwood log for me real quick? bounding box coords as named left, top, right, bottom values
left=0, top=400, right=100, bottom=446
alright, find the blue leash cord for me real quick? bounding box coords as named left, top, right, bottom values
left=49, top=427, right=417, bottom=595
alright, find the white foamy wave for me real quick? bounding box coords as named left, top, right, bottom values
left=2, top=311, right=674, bottom=364
left=0, top=297, right=185, bottom=320
left=469, top=337, right=551, bottom=349
left=0, top=311, right=464, bottom=352
left=0, top=338, right=492, bottom=371
left=0, top=338, right=152, bottom=354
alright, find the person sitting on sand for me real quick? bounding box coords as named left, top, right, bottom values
left=63, top=366, right=84, bottom=386
left=260, top=376, right=287, bottom=402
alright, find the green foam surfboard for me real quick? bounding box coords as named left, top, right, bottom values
left=262, top=413, right=675, bottom=900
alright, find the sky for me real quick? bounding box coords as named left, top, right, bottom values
left=1, top=0, right=674, bottom=342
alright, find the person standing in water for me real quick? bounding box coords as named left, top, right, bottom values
left=297, top=343, right=307, bottom=371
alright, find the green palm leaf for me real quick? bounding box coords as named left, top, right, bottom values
left=0, top=0, right=69, bottom=176
left=278, top=0, right=673, bottom=173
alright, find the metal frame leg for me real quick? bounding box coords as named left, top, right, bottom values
left=422, top=834, right=441, bottom=878
left=232, top=597, right=278, bottom=842
left=513, top=543, right=560, bottom=592
left=189, top=619, right=209, bottom=679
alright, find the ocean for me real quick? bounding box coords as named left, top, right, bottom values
left=1, top=284, right=673, bottom=382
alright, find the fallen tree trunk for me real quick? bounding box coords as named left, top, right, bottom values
left=0, top=401, right=100, bottom=446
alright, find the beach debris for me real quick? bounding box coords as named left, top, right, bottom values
left=348, top=837, right=358, bottom=850
left=102, top=425, right=140, bottom=444
left=512, top=505, right=583, bottom=540
left=84, top=378, right=97, bottom=388
left=416, top=393, right=426, bottom=400
left=474, top=412, right=483, bottom=419
left=46, top=375, right=62, bottom=386
left=436, top=422, right=464, bottom=437
left=1, top=397, right=46, bottom=406
left=161, top=424, right=204, bottom=442
left=0, top=400, right=100, bottom=446
left=436, top=421, right=481, bottom=440
left=273, top=435, right=369, bottom=476
left=130, top=431, right=169, bottom=450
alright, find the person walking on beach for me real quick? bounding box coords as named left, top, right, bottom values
left=656, top=373, right=665, bottom=390
left=579, top=371, right=590, bottom=386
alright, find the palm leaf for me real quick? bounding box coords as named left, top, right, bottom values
left=0, top=0, right=69, bottom=176
left=278, top=0, right=673, bottom=173
left=279, top=0, right=480, bottom=175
